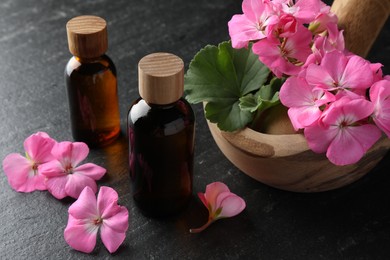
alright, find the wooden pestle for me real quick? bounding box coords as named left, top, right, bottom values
left=331, top=0, right=390, bottom=58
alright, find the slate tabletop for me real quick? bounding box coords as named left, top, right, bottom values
left=0, top=0, right=389, bottom=259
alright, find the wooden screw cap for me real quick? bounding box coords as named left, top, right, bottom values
left=138, top=53, right=184, bottom=105
left=66, top=15, right=108, bottom=58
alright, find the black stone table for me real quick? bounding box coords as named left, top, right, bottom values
left=1, top=0, right=389, bottom=259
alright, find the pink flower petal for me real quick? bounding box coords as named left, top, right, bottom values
left=68, top=186, right=98, bottom=220
left=103, top=206, right=129, bottom=233
left=24, top=132, right=55, bottom=164
left=39, top=160, right=66, bottom=178
left=321, top=97, right=374, bottom=126
left=320, top=50, right=347, bottom=83
left=100, top=223, right=126, bottom=254
left=341, top=55, right=373, bottom=89
left=70, top=142, right=90, bottom=166
left=306, top=63, right=334, bottom=89
left=97, top=186, right=120, bottom=219
left=46, top=176, right=69, bottom=199
left=64, top=215, right=98, bottom=254
left=2, top=153, right=46, bottom=192
left=304, top=123, right=336, bottom=153
left=65, top=173, right=97, bottom=199
left=204, top=182, right=230, bottom=212
left=288, top=106, right=321, bottom=130
left=327, top=124, right=381, bottom=165
left=215, top=192, right=246, bottom=219
left=51, top=142, right=89, bottom=167
left=280, top=76, right=313, bottom=108
left=51, top=141, right=73, bottom=164
left=197, top=192, right=208, bottom=209
left=74, top=163, right=106, bottom=180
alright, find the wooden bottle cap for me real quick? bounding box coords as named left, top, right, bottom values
left=138, top=53, right=184, bottom=105
left=66, top=15, right=108, bottom=58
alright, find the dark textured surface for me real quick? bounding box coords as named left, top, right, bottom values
left=0, top=0, right=389, bottom=259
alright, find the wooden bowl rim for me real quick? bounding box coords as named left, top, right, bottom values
left=208, top=120, right=310, bottom=158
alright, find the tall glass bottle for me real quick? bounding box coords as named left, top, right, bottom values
left=65, top=15, right=120, bottom=147
left=128, top=53, right=195, bottom=217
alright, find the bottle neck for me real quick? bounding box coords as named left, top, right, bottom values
left=145, top=99, right=181, bottom=109
left=74, top=55, right=105, bottom=63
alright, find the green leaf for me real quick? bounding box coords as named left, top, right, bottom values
left=239, top=77, right=284, bottom=113
left=238, top=93, right=259, bottom=113
left=205, top=101, right=253, bottom=132
left=184, top=41, right=270, bottom=131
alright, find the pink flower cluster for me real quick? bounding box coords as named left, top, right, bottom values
left=3, top=132, right=106, bottom=198
left=229, top=0, right=339, bottom=78
left=2, top=132, right=129, bottom=253
left=229, top=0, right=390, bottom=165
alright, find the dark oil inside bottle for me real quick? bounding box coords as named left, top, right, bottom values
left=65, top=55, right=120, bottom=147
left=128, top=98, right=195, bottom=217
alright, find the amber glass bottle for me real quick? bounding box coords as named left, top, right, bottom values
left=65, top=15, right=120, bottom=147
left=128, top=53, right=195, bottom=217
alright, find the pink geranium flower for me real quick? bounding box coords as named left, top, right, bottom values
left=306, top=51, right=373, bottom=92
left=304, top=96, right=382, bottom=165
left=265, top=14, right=297, bottom=39
left=2, top=132, right=55, bottom=192
left=190, top=182, right=246, bottom=233
left=280, top=75, right=334, bottom=130
left=278, top=0, right=323, bottom=23
left=228, top=0, right=276, bottom=49
left=64, top=186, right=129, bottom=253
left=40, top=141, right=106, bottom=199
left=253, top=25, right=312, bottom=77
left=370, top=79, right=390, bottom=137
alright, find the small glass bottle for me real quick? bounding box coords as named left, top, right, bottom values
left=128, top=53, right=195, bottom=217
left=65, top=15, right=120, bottom=147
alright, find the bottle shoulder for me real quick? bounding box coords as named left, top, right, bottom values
left=65, top=54, right=116, bottom=77
left=128, top=98, right=195, bottom=135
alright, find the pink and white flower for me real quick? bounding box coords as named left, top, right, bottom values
left=40, top=141, right=106, bottom=199
left=253, top=25, right=312, bottom=77
left=228, top=0, right=276, bottom=49
left=64, top=186, right=129, bottom=253
left=306, top=51, right=373, bottom=93
left=279, top=0, right=324, bottom=23
left=2, top=132, right=55, bottom=192
left=304, top=96, right=382, bottom=165
left=190, top=182, right=246, bottom=233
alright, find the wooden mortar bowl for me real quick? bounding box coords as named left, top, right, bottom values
left=207, top=120, right=390, bottom=192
